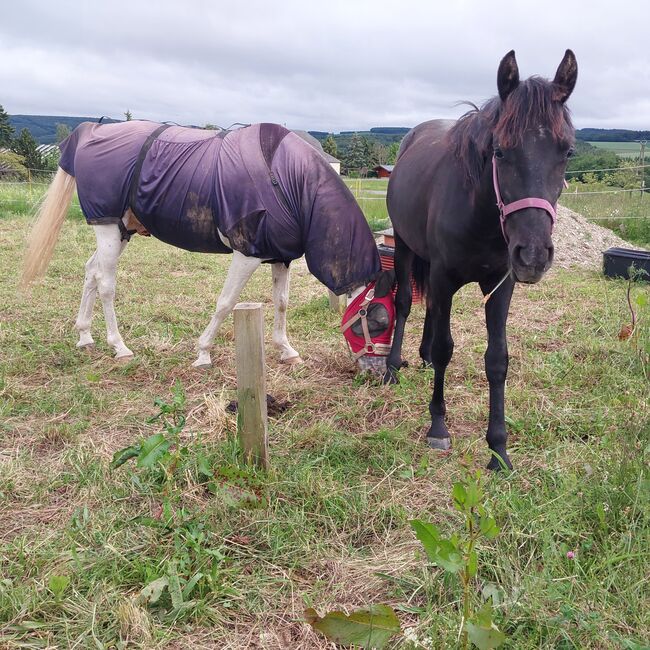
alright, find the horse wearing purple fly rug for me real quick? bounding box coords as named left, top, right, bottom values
left=22, top=122, right=383, bottom=368
left=384, top=50, right=578, bottom=470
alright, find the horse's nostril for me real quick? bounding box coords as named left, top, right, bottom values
left=514, top=244, right=553, bottom=268
left=513, top=244, right=526, bottom=266
left=547, top=245, right=555, bottom=265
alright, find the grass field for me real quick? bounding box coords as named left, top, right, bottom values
left=563, top=181, right=650, bottom=246
left=1, top=191, right=649, bottom=648
left=587, top=142, right=646, bottom=159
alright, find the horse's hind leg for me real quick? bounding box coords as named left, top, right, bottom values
left=419, top=307, right=435, bottom=367
left=75, top=251, right=98, bottom=349
left=93, top=224, right=133, bottom=359
left=271, top=262, right=301, bottom=364
left=425, top=274, right=456, bottom=450
left=383, top=234, right=414, bottom=384
left=193, top=251, right=262, bottom=369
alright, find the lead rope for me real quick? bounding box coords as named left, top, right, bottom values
left=482, top=268, right=512, bottom=305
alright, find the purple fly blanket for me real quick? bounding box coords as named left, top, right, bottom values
left=58, top=121, right=380, bottom=294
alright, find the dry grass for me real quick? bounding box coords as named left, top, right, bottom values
left=1, top=210, right=648, bottom=649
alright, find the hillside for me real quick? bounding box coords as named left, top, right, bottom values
left=575, top=127, right=650, bottom=142
left=8, top=115, right=119, bottom=144
left=8, top=114, right=648, bottom=148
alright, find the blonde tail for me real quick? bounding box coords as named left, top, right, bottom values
left=21, top=167, right=77, bottom=287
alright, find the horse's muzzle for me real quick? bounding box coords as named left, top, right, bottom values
left=511, top=243, right=554, bottom=283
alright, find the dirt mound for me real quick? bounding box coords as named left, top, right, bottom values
left=553, top=204, right=641, bottom=271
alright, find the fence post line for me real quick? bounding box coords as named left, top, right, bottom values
left=233, top=302, right=268, bottom=469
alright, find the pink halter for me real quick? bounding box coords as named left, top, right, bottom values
left=492, top=155, right=557, bottom=242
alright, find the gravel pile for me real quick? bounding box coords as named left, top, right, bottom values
left=553, top=204, right=643, bottom=271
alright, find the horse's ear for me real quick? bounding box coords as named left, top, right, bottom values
left=552, top=49, right=577, bottom=103
left=497, top=50, right=519, bottom=101
left=374, top=269, right=395, bottom=298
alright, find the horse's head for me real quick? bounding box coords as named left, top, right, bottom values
left=492, top=50, right=577, bottom=283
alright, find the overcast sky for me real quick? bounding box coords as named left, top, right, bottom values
left=1, top=0, right=648, bottom=132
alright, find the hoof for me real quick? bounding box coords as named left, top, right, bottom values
left=115, top=353, right=134, bottom=364
left=487, top=451, right=513, bottom=472
left=192, top=352, right=212, bottom=369
left=427, top=436, right=452, bottom=451
left=281, top=355, right=303, bottom=366
left=77, top=343, right=95, bottom=352
left=383, top=368, right=399, bottom=385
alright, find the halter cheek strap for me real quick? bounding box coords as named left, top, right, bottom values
left=492, top=155, right=558, bottom=242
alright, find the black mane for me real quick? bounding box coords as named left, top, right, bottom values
left=447, top=76, right=574, bottom=188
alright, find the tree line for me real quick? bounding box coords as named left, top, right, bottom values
left=567, top=140, right=649, bottom=189
left=0, top=104, right=71, bottom=178
left=321, top=132, right=400, bottom=176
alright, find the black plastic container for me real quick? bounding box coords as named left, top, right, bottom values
left=602, top=247, right=650, bottom=280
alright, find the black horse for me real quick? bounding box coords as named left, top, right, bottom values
left=385, top=50, right=578, bottom=470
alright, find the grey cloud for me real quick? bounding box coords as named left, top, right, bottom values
left=2, top=0, right=648, bottom=131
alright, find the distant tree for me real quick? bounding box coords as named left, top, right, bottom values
left=124, top=109, right=133, bottom=121
left=55, top=123, right=71, bottom=143
left=368, top=141, right=386, bottom=167
left=386, top=141, right=400, bottom=165
left=0, top=104, right=14, bottom=148
left=344, top=133, right=374, bottom=175
left=41, top=148, right=61, bottom=172
left=203, top=123, right=219, bottom=130
left=0, top=150, right=28, bottom=179
left=11, top=128, right=41, bottom=171
left=602, top=159, right=640, bottom=189
left=323, top=134, right=338, bottom=158
left=566, top=142, right=620, bottom=182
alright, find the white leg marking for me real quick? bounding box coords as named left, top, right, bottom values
left=271, top=263, right=301, bottom=363
left=75, top=251, right=98, bottom=348
left=192, top=251, right=262, bottom=368
left=93, top=224, right=133, bottom=359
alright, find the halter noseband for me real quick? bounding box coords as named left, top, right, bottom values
left=492, top=155, right=558, bottom=242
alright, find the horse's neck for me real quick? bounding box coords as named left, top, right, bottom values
left=469, top=162, right=502, bottom=236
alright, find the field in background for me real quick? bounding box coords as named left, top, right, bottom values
left=1, top=196, right=648, bottom=648
left=342, top=177, right=650, bottom=246
left=2, top=173, right=648, bottom=245
left=587, top=141, right=646, bottom=159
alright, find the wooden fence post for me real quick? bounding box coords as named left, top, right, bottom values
left=233, top=302, right=268, bottom=469
left=328, top=290, right=347, bottom=313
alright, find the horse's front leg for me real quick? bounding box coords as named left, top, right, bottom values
left=271, top=262, right=301, bottom=364
left=425, top=277, right=456, bottom=450
left=480, top=276, right=515, bottom=470
left=193, top=251, right=262, bottom=368
left=75, top=251, right=98, bottom=349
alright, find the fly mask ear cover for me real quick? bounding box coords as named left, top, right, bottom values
left=341, top=281, right=396, bottom=359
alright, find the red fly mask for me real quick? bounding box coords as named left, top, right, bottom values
left=341, top=280, right=396, bottom=372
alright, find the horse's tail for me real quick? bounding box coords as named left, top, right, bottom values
left=21, top=167, right=77, bottom=288
left=411, top=254, right=430, bottom=302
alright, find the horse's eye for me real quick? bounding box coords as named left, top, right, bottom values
left=566, top=147, right=575, bottom=159
left=494, top=148, right=504, bottom=159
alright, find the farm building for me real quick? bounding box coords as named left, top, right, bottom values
left=374, top=164, right=394, bottom=178
left=36, top=143, right=59, bottom=158
left=292, top=129, right=341, bottom=174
